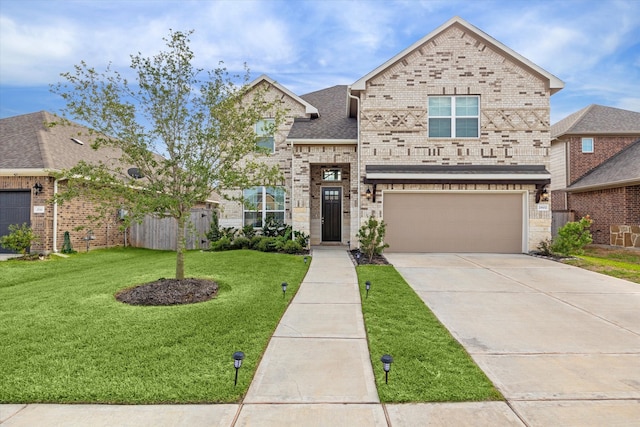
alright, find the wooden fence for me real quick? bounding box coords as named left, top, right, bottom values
left=128, top=209, right=213, bottom=250
left=551, top=210, right=575, bottom=238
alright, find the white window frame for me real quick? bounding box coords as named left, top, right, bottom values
left=322, top=168, right=342, bottom=181
left=243, top=186, right=285, bottom=228
left=428, top=96, right=480, bottom=138
left=581, top=137, right=594, bottom=153
left=255, top=119, right=275, bottom=153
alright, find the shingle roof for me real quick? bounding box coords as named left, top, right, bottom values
left=0, top=111, right=124, bottom=172
left=551, top=105, right=640, bottom=139
left=287, top=85, right=357, bottom=140
left=567, top=139, right=640, bottom=192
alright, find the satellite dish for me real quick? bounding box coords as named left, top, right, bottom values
left=127, top=168, right=143, bottom=179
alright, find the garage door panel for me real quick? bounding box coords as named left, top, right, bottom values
left=384, top=193, right=523, bottom=253
left=0, top=191, right=32, bottom=254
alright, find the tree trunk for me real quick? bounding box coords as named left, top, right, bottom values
left=175, top=214, right=186, bottom=280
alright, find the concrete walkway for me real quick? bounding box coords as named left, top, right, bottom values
left=3, top=249, right=639, bottom=426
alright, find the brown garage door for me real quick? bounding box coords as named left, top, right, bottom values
left=384, top=192, right=523, bottom=253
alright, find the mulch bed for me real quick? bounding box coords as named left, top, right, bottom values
left=115, top=278, right=218, bottom=306
left=349, top=249, right=390, bottom=266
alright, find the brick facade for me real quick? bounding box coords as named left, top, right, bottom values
left=0, top=176, right=124, bottom=253
left=567, top=186, right=640, bottom=244
left=564, top=135, right=638, bottom=184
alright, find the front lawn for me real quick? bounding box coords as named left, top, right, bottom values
left=0, top=248, right=308, bottom=403
left=563, top=245, right=640, bottom=284
left=357, top=265, right=502, bottom=403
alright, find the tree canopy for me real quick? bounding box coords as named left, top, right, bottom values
left=52, top=30, right=285, bottom=279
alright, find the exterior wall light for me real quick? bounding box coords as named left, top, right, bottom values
left=32, top=182, right=43, bottom=195
left=381, top=354, right=393, bottom=384
left=233, top=351, right=245, bottom=386
left=365, top=188, right=372, bottom=199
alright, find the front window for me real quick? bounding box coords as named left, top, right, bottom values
left=256, top=119, right=275, bottom=152
left=243, top=186, right=285, bottom=227
left=322, top=168, right=342, bottom=181
left=428, top=96, right=479, bottom=138
left=581, top=137, right=594, bottom=153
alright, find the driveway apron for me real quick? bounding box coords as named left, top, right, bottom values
left=386, top=253, right=640, bottom=426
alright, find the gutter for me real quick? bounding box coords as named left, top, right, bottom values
left=53, top=178, right=59, bottom=252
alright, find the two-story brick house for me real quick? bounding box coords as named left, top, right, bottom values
left=550, top=105, right=640, bottom=244
left=220, top=16, right=564, bottom=253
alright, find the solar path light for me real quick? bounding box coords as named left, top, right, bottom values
left=233, top=351, right=245, bottom=386
left=365, top=281, right=371, bottom=298
left=380, top=354, right=393, bottom=384
left=281, top=282, right=288, bottom=299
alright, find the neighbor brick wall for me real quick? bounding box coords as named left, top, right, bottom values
left=0, top=176, right=124, bottom=253
left=565, top=135, right=639, bottom=184
left=567, top=186, right=640, bottom=245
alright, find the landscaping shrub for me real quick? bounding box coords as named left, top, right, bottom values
left=205, top=211, right=222, bottom=242
left=552, top=215, right=593, bottom=256
left=0, top=223, right=39, bottom=256
left=280, top=240, right=302, bottom=254
left=231, top=236, right=250, bottom=250
left=250, top=235, right=264, bottom=250
left=256, top=236, right=278, bottom=252
left=241, top=225, right=256, bottom=239
left=261, top=217, right=284, bottom=237
left=210, top=236, right=232, bottom=251
left=294, top=230, right=309, bottom=249
left=357, top=215, right=389, bottom=262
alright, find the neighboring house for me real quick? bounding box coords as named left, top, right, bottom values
left=220, top=16, right=564, bottom=253
left=0, top=111, right=127, bottom=254
left=550, top=105, right=640, bottom=244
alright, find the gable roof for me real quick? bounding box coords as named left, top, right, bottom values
left=0, top=111, right=124, bottom=175
left=551, top=104, right=640, bottom=139
left=567, top=139, right=640, bottom=192
left=287, top=85, right=357, bottom=141
left=248, top=74, right=319, bottom=117
left=351, top=16, right=564, bottom=94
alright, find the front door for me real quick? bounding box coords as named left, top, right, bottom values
left=321, top=187, right=342, bottom=242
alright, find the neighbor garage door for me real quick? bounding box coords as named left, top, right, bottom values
left=384, top=192, right=523, bottom=253
left=0, top=191, right=31, bottom=254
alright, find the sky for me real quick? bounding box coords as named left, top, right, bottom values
left=1, top=0, right=639, bottom=124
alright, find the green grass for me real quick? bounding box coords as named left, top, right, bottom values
left=357, top=265, right=502, bottom=403
left=563, top=246, right=640, bottom=284
left=0, top=248, right=308, bottom=404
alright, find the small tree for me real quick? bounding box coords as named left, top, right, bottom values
left=0, top=223, right=39, bottom=256
left=552, top=215, right=593, bottom=256
left=357, top=216, right=389, bottom=262
left=51, top=30, right=284, bottom=280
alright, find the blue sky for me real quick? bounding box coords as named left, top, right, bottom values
left=1, top=0, right=639, bottom=123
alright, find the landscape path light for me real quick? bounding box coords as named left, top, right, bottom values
left=233, top=351, right=244, bottom=386
left=281, top=282, right=288, bottom=299
left=304, top=256, right=308, bottom=265
left=365, top=281, right=371, bottom=298
left=381, top=354, right=393, bottom=384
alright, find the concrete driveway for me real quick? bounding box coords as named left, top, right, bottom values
left=385, top=253, right=640, bottom=425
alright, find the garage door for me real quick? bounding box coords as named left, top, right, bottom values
left=0, top=191, right=31, bottom=254
left=384, top=192, right=523, bottom=253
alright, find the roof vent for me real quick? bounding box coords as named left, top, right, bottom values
left=70, top=138, right=84, bottom=145
left=127, top=168, right=144, bottom=179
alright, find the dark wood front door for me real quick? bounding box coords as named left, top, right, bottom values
left=322, top=187, right=342, bottom=242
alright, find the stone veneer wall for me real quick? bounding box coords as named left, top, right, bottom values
left=356, top=23, right=553, bottom=249
left=0, top=176, right=124, bottom=253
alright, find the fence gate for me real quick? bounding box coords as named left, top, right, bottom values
left=551, top=211, right=575, bottom=238
left=129, top=209, right=213, bottom=250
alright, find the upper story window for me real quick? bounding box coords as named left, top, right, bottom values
left=255, top=119, right=275, bottom=152
left=428, top=96, right=479, bottom=138
left=581, top=137, right=594, bottom=153
left=243, top=186, right=285, bottom=228
left=322, top=168, right=342, bottom=181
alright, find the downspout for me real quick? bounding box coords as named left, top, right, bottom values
left=290, top=139, right=295, bottom=241
left=347, top=87, right=361, bottom=238
left=52, top=178, right=59, bottom=252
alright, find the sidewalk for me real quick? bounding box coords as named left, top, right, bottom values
left=1, top=247, right=521, bottom=426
